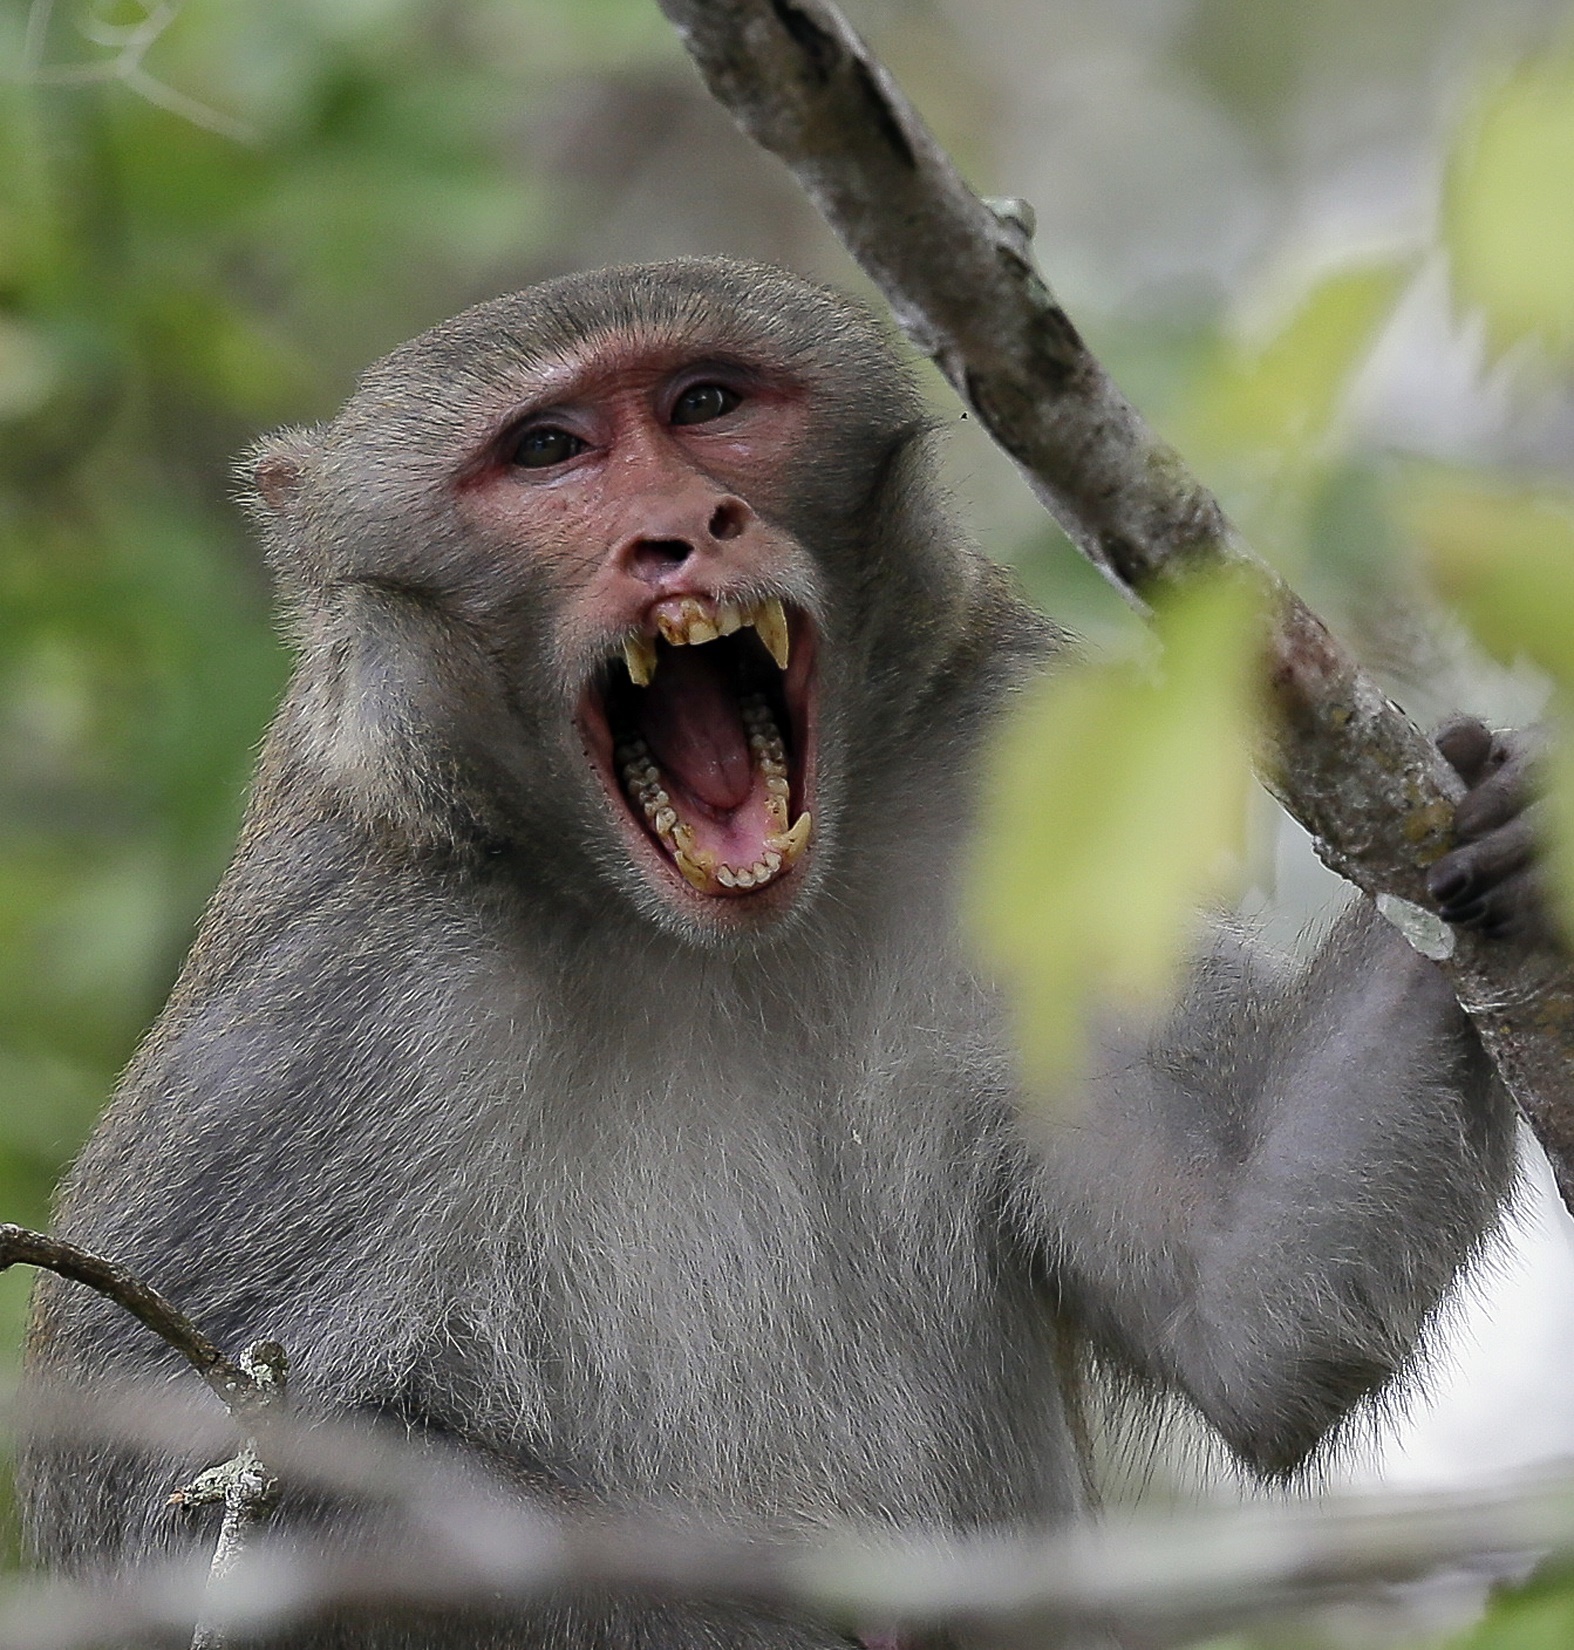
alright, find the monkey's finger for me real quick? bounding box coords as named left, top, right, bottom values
left=1434, top=715, right=1497, bottom=787
left=1427, top=812, right=1539, bottom=909
left=1454, top=744, right=1537, bottom=841
left=1441, top=867, right=1555, bottom=945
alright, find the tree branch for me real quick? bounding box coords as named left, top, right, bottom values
left=0, top=1226, right=258, bottom=1408
left=655, top=0, right=1574, bottom=1207
left=0, top=1225, right=288, bottom=1650
left=5, top=1427, right=1574, bottom=1650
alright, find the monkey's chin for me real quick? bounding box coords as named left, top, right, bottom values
left=576, top=603, right=817, bottom=922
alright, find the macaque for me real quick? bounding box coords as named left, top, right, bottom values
left=22, top=259, right=1532, bottom=1646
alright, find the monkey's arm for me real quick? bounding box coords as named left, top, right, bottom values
left=1018, top=905, right=1515, bottom=1477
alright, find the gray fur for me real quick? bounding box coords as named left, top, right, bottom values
left=22, top=261, right=1515, bottom=1646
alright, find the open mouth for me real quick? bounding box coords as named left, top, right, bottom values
left=579, top=594, right=815, bottom=901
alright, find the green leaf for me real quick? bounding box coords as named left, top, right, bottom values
left=1450, top=1574, right=1574, bottom=1649
left=1446, top=56, right=1574, bottom=362
left=1403, top=467, right=1574, bottom=687
left=970, top=572, right=1261, bottom=1090
left=1181, top=260, right=1411, bottom=469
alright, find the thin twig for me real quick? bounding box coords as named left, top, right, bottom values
left=0, top=1226, right=287, bottom=1650
left=11, top=0, right=254, bottom=142
left=654, top=0, right=1574, bottom=1209
left=173, top=1344, right=288, bottom=1650
left=0, top=1225, right=255, bottom=1408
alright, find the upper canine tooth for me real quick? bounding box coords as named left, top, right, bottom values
left=753, top=597, right=790, bottom=670
left=622, top=634, right=658, bottom=687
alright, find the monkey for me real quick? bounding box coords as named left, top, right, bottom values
left=18, top=258, right=1538, bottom=1647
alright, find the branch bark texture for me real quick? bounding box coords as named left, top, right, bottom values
left=655, top=0, right=1574, bottom=1206
left=0, top=1226, right=260, bottom=1408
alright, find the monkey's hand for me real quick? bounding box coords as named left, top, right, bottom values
left=1426, top=715, right=1560, bottom=947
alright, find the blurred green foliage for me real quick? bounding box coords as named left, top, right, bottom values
left=1448, top=55, right=1574, bottom=366
left=1433, top=1569, right=1574, bottom=1650
left=972, top=570, right=1260, bottom=1090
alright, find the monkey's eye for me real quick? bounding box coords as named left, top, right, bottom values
left=670, top=384, right=741, bottom=427
left=511, top=426, right=587, bottom=469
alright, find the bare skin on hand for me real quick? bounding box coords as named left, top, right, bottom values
left=1429, top=716, right=1557, bottom=948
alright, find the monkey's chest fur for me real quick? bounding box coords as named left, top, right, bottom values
left=54, top=873, right=1077, bottom=1547
left=315, top=921, right=1077, bottom=1537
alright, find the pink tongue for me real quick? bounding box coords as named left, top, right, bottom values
left=639, top=648, right=753, bottom=811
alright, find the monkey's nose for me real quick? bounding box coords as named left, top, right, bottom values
left=613, top=493, right=755, bottom=586
left=626, top=538, right=695, bottom=583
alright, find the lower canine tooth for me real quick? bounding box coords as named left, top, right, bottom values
left=622, top=635, right=658, bottom=686
left=766, top=811, right=812, bottom=866
left=674, top=849, right=711, bottom=889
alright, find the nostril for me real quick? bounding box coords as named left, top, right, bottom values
left=709, top=500, right=747, bottom=541
left=630, top=538, right=693, bottom=580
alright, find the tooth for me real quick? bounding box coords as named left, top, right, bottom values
left=763, top=850, right=782, bottom=873
left=717, top=867, right=737, bottom=888
left=734, top=867, right=756, bottom=888
left=765, top=776, right=789, bottom=797
left=686, top=615, right=720, bottom=646
left=766, top=811, right=812, bottom=866
left=753, top=598, right=789, bottom=670
left=670, top=824, right=715, bottom=869
left=675, top=849, right=712, bottom=890
left=717, top=603, right=744, bottom=636
left=655, top=807, right=677, bottom=834
left=623, top=635, right=657, bottom=686
left=766, top=797, right=788, bottom=830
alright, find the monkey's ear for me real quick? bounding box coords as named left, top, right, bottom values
left=242, top=427, right=319, bottom=518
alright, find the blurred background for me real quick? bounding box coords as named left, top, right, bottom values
left=5, top=0, right=1574, bottom=1634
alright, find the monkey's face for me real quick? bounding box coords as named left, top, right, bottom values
left=252, top=262, right=1012, bottom=945
left=454, top=336, right=823, bottom=928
